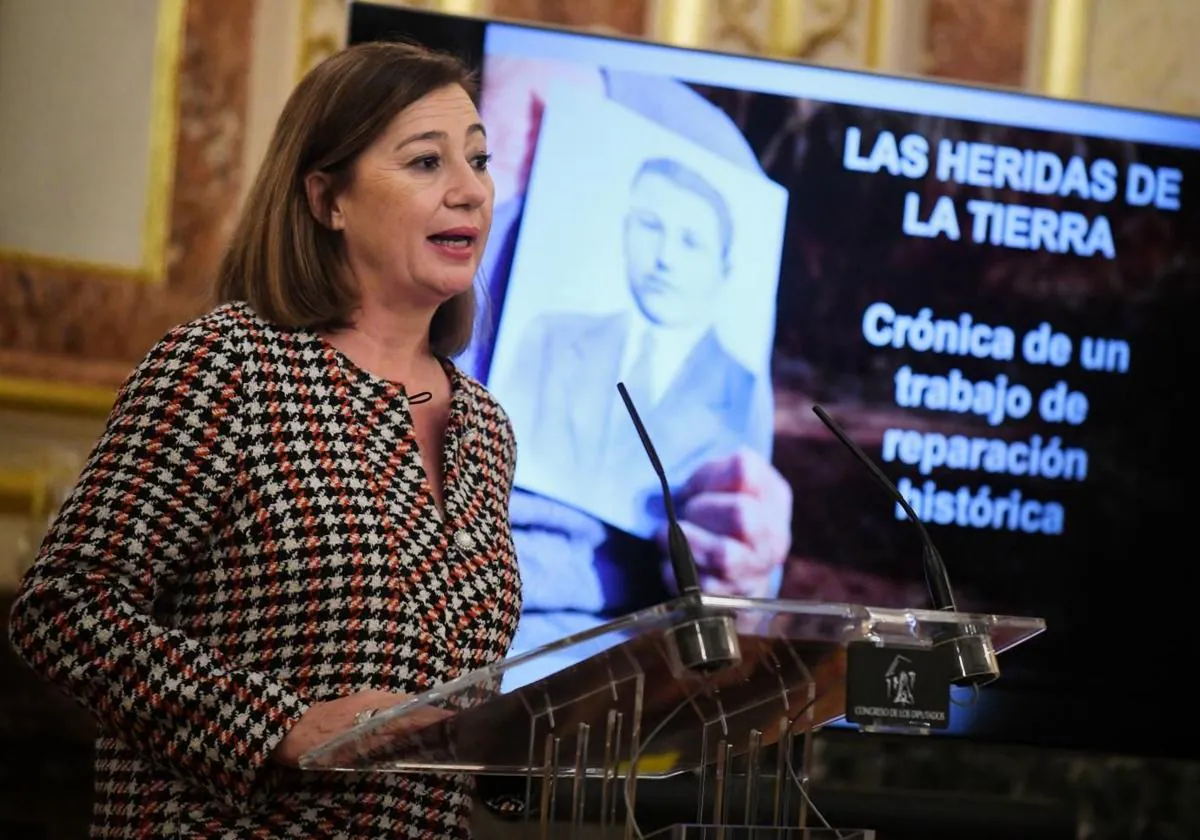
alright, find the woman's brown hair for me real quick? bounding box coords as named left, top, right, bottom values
left=216, top=41, right=479, bottom=357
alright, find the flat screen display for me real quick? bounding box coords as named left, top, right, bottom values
left=348, top=3, right=1200, bottom=759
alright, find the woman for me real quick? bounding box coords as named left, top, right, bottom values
left=7, top=42, right=520, bottom=839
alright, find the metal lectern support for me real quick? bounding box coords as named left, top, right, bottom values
left=300, top=594, right=1045, bottom=839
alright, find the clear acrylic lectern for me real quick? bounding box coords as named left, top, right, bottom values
left=300, top=594, right=1045, bottom=839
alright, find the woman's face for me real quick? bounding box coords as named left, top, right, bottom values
left=325, top=84, right=494, bottom=311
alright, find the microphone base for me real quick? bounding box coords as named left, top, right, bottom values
left=665, top=611, right=742, bottom=676
left=942, top=630, right=1000, bottom=687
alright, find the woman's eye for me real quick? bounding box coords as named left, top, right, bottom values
left=473, top=153, right=493, bottom=171
left=412, top=155, right=440, bottom=170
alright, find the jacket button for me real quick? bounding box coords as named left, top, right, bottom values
left=454, top=530, right=476, bottom=551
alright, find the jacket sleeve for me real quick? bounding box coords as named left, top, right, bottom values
left=6, top=320, right=310, bottom=812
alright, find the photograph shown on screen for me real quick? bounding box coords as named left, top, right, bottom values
left=488, top=85, right=786, bottom=539
left=347, top=3, right=1200, bottom=756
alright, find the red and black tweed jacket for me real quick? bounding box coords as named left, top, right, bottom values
left=8, top=301, right=523, bottom=839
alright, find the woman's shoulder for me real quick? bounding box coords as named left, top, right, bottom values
left=452, top=365, right=515, bottom=443
left=454, top=366, right=508, bottom=416
left=122, top=301, right=300, bottom=398
left=145, top=301, right=297, bottom=364
left=172, top=299, right=289, bottom=340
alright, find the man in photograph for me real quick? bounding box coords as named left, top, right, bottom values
left=500, top=154, right=773, bottom=510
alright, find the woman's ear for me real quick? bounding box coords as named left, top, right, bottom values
left=304, top=171, right=344, bottom=230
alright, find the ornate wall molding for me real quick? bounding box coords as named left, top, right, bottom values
left=297, top=0, right=351, bottom=82
left=1034, top=0, right=1089, bottom=99
left=647, top=0, right=710, bottom=48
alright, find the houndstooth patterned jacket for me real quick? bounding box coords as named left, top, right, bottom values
left=8, top=301, right=523, bottom=839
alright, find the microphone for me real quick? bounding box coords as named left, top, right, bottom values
left=811, top=405, right=955, bottom=611
left=617, top=382, right=701, bottom=597
left=811, top=404, right=1000, bottom=687
left=617, top=382, right=741, bottom=674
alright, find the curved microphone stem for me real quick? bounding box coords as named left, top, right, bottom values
left=811, top=404, right=1000, bottom=686
left=811, top=405, right=957, bottom=612
left=617, top=382, right=741, bottom=674
left=616, top=382, right=701, bottom=596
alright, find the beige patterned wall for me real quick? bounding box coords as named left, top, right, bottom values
left=1082, top=0, right=1200, bottom=116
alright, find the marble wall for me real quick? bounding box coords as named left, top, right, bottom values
left=493, top=0, right=649, bottom=35
left=925, top=0, right=1033, bottom=88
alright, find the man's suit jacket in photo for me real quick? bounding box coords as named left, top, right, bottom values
left=502, top=309, right=773, bottom=533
